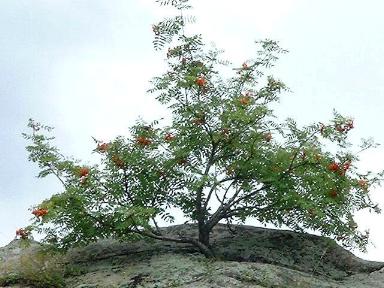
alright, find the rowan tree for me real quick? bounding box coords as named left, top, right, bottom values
left=22, top=0, right=383, bottom=258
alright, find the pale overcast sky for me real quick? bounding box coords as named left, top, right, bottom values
left=1, top=0, right=384, bottom=261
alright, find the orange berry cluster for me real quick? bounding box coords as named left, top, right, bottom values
left=32, top=208, right=48, bottom=218
left=263, top=132, right=272, bottom=142
left=97, top=143, right=109, bottom=153
left=328, top=189, right=338, bottom=198
left=136, top=136, right=152, bottom=146
left=112, top=155, right=125, bottom=169
left=79, top=167, right=89, bottom=177
left=164, top=133, right=175, bottom=142
left=328, top=160, right=351, bottom=175
left=221, top=128, right=230, bottom=136
left=328, top=162, right=339, bottom=172
left=320, top=119, right=354, bottom=135
left=239, top=96, right=251, bottom=105
left=16, top=228, right=29, bottom=239
left=358, top=179, right=368, bottom=190
left=192, top=118, right=205, bottom=125
left=195, top=76, right=207, bottom=87
left=335, top=119, right=354, bottom=133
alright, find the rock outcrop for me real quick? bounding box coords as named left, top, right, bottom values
left=1, top=224, right=384, bottom=287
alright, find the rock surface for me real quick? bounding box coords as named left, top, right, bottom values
left=1, top=224, right=384, bottom=287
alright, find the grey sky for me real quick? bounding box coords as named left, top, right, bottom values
left=1, top=0, right=383, bottom=261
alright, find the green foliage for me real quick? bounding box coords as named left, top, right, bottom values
left=22, top=0, right=383, bottom=256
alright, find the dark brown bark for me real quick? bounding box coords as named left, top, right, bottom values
left=132, top=225, right=215, bottom=258
left=198, top=223, right=210, bottom=246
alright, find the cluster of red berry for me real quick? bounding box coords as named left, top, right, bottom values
left=15, top=228, right=29, bottom=239
left=78, top=167, right=90, bottom=184
left=111, top=155, right=125, bottom=169
left=164, top=133, right=175, bottom=142
left=32, top=208, right=48, bottom=218
left=328, top=160, right=351, bottom=176
left=136, top=136, right=152, bottom=146
left=195, top=76, right=207, bottom=87
left=335, top=119, right=354, bottom=133
left=97, top=143, right=109, bottom=153
left=79, top=167, right=89, bottom=177
left=239, top=96, right=251, bottom=105
left=320, top=119, right=354, bottom=135
left=327, top=161, right=370, bottom=197
left=328, top=189, right=338, bottom=198
left=221, top=128, right=230, bottom=136
left=358, top=179, right=369, bottom=190
left=236, top=62, right=251, bottom=74
left=263, top=132, right=272, bottom=142
left=192, top=118, right=205, bottom=125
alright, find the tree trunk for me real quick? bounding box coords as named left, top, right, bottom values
left=199, top=226, right=210, bottom=246
left=197, top=224, right=214, bottom=258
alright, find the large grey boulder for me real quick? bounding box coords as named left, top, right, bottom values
left=1, top=224, right=384, bottom=287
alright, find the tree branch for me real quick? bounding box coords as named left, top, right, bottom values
left=123, top=169, right=135, bottom=204
left=203, top=176, right=236, bottom=211
left=48, top=164, right=68, bottom=189
left=195, top=142, right=216, bottom=226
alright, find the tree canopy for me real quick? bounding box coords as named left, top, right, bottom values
left=22, top=0, right=383, bottom=257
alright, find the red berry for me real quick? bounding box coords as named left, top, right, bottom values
left=263, top=132, right=272, bottom=142
left=79, top=167, right=89, bottom=177
left=335, top=125, right=345, bottom=132
left=329, top=190, right=338, bottom=198
left=195, top=76, right=207, bottom=87
left=164, top=133, right=175, bottom=142
left=358, top=179, right=368, bottom=190
left=192, top=118, right=205, bottom=125
left=111, top=155, right=125, bottom=168
left=343, top=161, right=351, bottom=171
left=97, top=143, right=109, bottom=153
left=32, top=208, right=48, bottom=218
left=328, top=162, right=339, bottom=172
left=239, top=96, right=251, bottom=105
left=346, top=119, right=354, bottom=130
left=136, top=136, right=152, bottom=146
left=221, top=128, right=230, bottom=135
left=16, top=228, right=29, bottom=239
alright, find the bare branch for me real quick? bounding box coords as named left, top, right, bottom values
left=48, top=164, right=68, bottom=189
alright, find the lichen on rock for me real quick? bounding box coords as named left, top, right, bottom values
left=1, top=224, right=384, bottom=288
